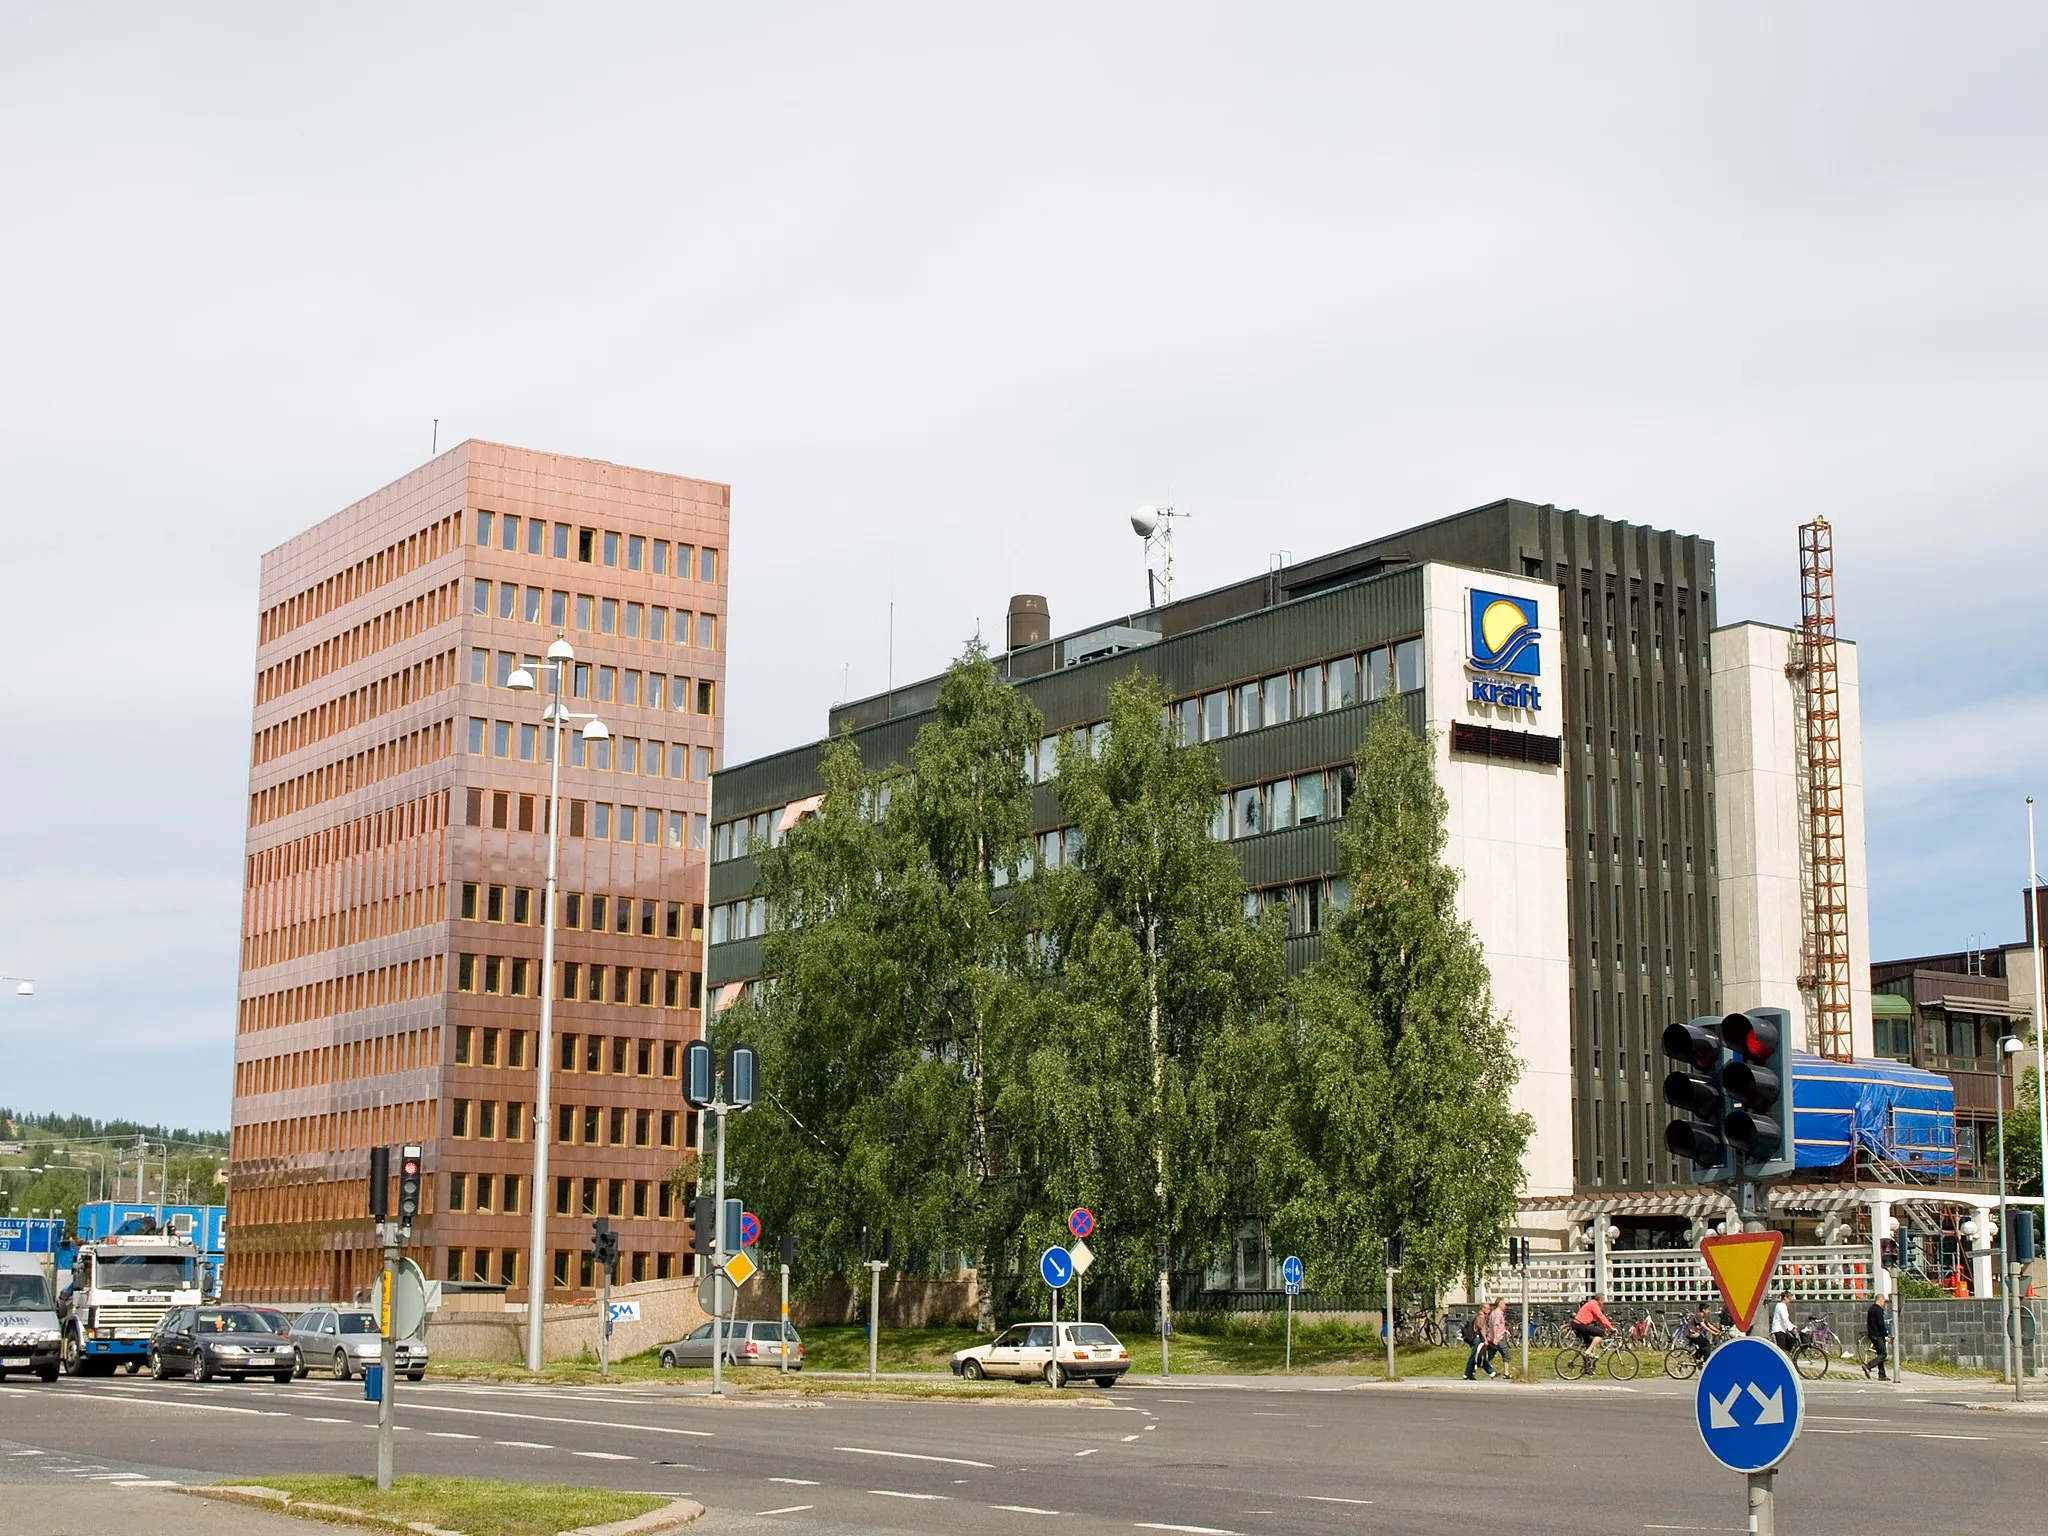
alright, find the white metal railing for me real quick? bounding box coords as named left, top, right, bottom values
left=1479, top=1246, right=1878, bottom=1307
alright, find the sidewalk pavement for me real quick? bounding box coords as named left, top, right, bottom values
left=7, top=1483, right=306, bottom=1536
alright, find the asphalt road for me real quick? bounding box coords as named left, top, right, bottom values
left=3, top=1367, right=2044, bottom=1535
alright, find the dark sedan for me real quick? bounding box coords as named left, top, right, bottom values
left=149, top=1306, right=296, bottom=1383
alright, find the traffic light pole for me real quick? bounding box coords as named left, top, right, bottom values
left=1520, top=1257, right=1530, bottom=1382
left=1383, top=1265, right=1396, bottom=1383
left=376, top=1223, right=398, bottom=1492
left=712, top=1099, right=728, bottom=1399
left=780, top=1260, right=790, bottom=1376
left=599, top=1256, right=612, bottom=1382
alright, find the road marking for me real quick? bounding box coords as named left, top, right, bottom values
left=871, top=1490, right=951, bottom=1500
left=574, top=1451, right=636, bottom=1461
left=1075, top=1448, right=1100, bottom=1457
left=428, top=1432, right=479, bottom=1440
left=1914, top=1433, right=1990, bottom=1441
left=993, top=1505, right=1063, bottom=1515
left=497, top=1441, right=554, bottom=1450
left=756, top=1507, right=814, bottom=1517
left=1122, top=1434, right=1141, bottom=1442
left=302, top=1417, right=353, bottom=1424
left=768, top=1477, right=819, bottom=1485
left=837, top=1446, right=995, bottom=1469
left=400, top=1403, right=712, bottom=1438
left=1135, top=1525, right=1238, bottom=1534
left=85, top=1473, right=148, bottom=1481
left=114, top=1481, right=181, bottom=1489
left=7, top=1451, right=46, bottom=1457
left=1303, top=1496, right=1373, bottom=1505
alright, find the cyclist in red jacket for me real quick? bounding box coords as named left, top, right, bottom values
left=1573, top=1294, right=1615, bottom=1359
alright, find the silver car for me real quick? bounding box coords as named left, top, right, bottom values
left=289, top=1307, right=428, bottom=1381
left=657, top=1319, right=802, bottom=1369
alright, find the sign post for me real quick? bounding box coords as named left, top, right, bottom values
left=376, top=1224, right=398, bottom=1491
left=1281, top=1255, right=1303, bottom=1373
left=1041, top=1245, right=1073, bottom=1390
left=682, top=1041, right=757, bottom=1399
left=1694, top=1337, right=1804, bottom=1536
left=1068, top=1210, right=1094, bottom=1322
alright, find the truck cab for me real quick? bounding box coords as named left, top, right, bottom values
left=58, top=1235, right=201, bottom=1375
left=0, top=1253, right=62, bottom=1383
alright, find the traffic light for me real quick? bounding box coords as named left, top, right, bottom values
left=1721, top=1008, right=1794, bottom=1180
left=1507, top=1237, right=1528, bottom=1268
left=689, top=1196, right=716, bottom=1257
left=726, top=1044, right=758, bottom=1110
left=779, top=1233, right=798, bottom=1267
left=1662, top=1016, right=1735, bottom=1183
left=682, top=1039, right=715, bottom=1109
left=1384, top=1234, right=1404, bottom=1270
left=723, top=1198, right=743, bottom=1254
left=592, top=1217, right=617, bottom=1271
left=367, top=1146, right=390, bottom=1221
left=397, top=1144, right=423, bottom=1227
left=2014, top=1211, right=2039, bottom=1266
left=1153, top=1242, right=1167, bottom=1273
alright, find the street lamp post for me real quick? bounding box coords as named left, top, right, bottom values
left=2028, top=799, right=2048, bottom=1384
left=509, top=637, right=609, bottom=1373
left=1998, top=1035, right=2025, bottom=1398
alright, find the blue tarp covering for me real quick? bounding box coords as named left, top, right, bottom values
left=1790, top=1051, right=1956, bottom=1175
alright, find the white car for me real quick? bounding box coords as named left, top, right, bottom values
left=949, top=1321, right=1129, bottom=1387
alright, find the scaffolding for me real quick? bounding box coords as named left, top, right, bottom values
left=1798, top=517, right=1854, bottom=1060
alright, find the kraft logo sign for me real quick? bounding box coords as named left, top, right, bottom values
left=1468, top=589, right=1541, bottom=711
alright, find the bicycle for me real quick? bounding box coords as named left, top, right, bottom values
left=1789, top=1318, right=1845, bottom=1381
left=1554, top=1335, right=1639, bottom=1381
left=1663, top=1329, right=1725, bottom=1380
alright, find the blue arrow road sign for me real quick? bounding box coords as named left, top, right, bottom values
left=1040, top=1245, right=1074, bottom=1288
left=1695, top=1337, right=1804, bottom=1474
left=1281, top=1255, right=1304, bottom=1289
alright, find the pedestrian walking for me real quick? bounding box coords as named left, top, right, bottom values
left=1482, top=1297, right=1510, bottom=1377
left=1462, top=1304, right=1487, bottom=1380
left=1866, top=1290, right=1891, bottom=1381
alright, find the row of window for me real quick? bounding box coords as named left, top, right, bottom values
left=545, top=1247, right=681, bottom=1290
left=473, top=510, right=721, bottom=584
left=461, top=883, right=702, bottom=940
left=709, top=898, right=767, bottom=945
left=445, top=1171, right=523, bottom=1214
left=460, top=785, right=710, bottom=850
left=255, top=649, right=456, bottom=768
left=707, top=642, right=1422, bottom=862
left=466, top=717, right=715, bottom=783
left=246, top=884, right=445, bottom=971
left=248, top=792, right=446, bottom=887
left=551, top=1174, right=677, bottom=1220
left=234, top=1098, right=430, bottom=1165
left=250, top=718, right=455, bottom=828
left=239, top=955, right=443, bottom=1035
left=261, top=511, right=463, bottom=646
left=257, top=581, right=460, bottom=706
left=469, top=580, right=720, bottom=650
left=552, top=1031, right=688, bottom=1077
left=456, top=955, right=706, bottom=1010
left=550, top=1104, right=686, bottom=1151
left=236, top=1026, right=441, bottom=1098
left=1243, top=878, right=1351, bottom=937
left=468, top=647, right=717, bottom=717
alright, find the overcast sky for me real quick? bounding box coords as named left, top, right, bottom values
left=3, top=4, right=2045, bottom=1129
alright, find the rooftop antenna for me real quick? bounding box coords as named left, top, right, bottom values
left=1131, top=505, right=1188, bottom=608
left=432, top=418, right=439, bottom=455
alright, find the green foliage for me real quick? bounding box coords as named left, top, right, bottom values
left=1986, top=1063, right=2042, bottom=1199
left=0, top=1109, right=227, bottom=1150
left=1010, top=670, right=1286, bottom=1302
left=723, top=642, right=1048, bottom=1305
left=1254, top=704, right=1531, bottom=1300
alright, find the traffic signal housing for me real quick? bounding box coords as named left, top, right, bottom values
left=592, top=1217, right=617, bottom=1271
left=1662, top=1016, right=1735, bottom=1183
left=397, top=1144, right=423, bottom=1227
left=367, top=1146, right=390, bottom=1221
left=689, top=1195, right=716, bottom=1257
left=1721, top=1007, right=1794, bottom=1180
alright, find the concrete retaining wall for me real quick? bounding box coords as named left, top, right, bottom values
left=425, top=1275, right=716, bottom=1364
left=1788, top=1297, right=2044, bottom=1375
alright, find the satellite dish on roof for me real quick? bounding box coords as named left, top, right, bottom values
left=1130, top=506, right=1160, bottom=539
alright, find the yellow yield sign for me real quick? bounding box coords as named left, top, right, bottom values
left=1700, top=1230, right=1784, bottom=1332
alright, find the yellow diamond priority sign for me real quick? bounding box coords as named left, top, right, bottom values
left=1699, top=1230, right=1783, bottom=1333
left=723, top=1248, right=758, bottom=1288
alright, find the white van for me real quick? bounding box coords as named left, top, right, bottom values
left=0, top=1252, right=62, bottom=1383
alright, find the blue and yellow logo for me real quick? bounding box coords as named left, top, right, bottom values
left=1468, top=589, right=1541, bottom=710
left=1469, top=590, right=1540, bottom=676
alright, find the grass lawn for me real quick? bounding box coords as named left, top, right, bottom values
left=216, top=1476, right=667, bottom=1536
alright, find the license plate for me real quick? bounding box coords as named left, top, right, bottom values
left=1093, top=1349, right=1111, bottom=1357
left=249, top=1356, right=275, bottom=1365
left=1, top=1356, right=29, bottom=1367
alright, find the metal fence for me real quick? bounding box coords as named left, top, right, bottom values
left=1479, top=1246, right=1878, bottom=1306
